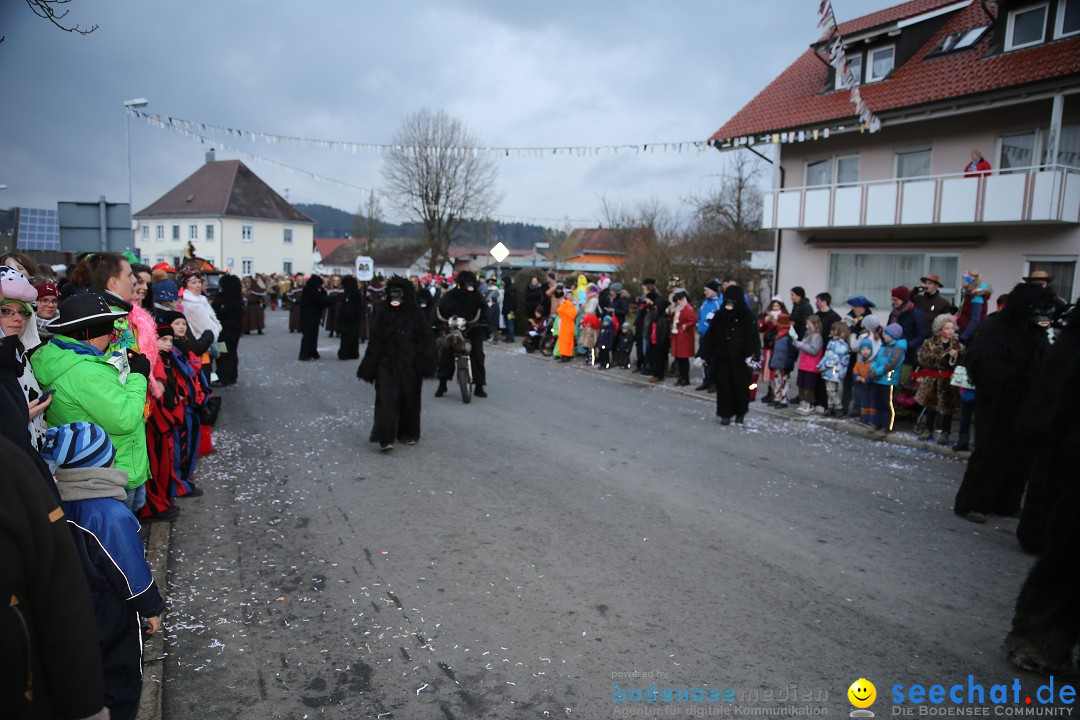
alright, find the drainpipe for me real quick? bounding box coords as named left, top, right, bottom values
left=980, top=0, right=997, bottom=27
left=99, top=195, right=108, bottom=252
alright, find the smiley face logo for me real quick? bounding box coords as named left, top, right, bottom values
left=848, top=678, right=877, bottom=709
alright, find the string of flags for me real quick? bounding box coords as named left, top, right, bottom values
left=127, top=109, right=712, bottom=159
left=818, top=0, right=882, bottom=133
left=137, top=114, right=605, bottom=227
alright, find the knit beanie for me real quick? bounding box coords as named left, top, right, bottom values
left=858, top=338, right=873, bottom=352
left=884, top=323, right=904, bottom=340
left=891, top=286, right=911, bottom=303
left=862, top=316, right=882, bottom=333
left=154, top=279, right=179, bottom=302
left=39, top=422, right=116, bottom=473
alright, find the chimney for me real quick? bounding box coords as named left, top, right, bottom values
left=205, top=148, right=216, bottom=164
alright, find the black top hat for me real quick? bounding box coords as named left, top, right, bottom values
left=47, top=293, right=128, bottom=336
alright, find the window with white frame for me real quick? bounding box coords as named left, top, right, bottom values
left=1042, top=124, right=1080, bottom=168
left=835, top=53, right=862, bottom=90
left=242, top=258, right=254, bottom=276
left=141, top=225, right=149, bottom=241
left=283, top=260, right=293, bottom=274
left=1025, top=256, right=1076, bottom=301
left=829, top=252, right=960, bottom=309
left=242, top=224, right=253, bottom=242
left=172, top=224, right=180, bottom=241
left=1057, top=0, right=1080, bottom=37
left=1005, top=2, right=1048, bottom=50
left=283, top=227, right=293, bottom=245
left=837, top=155, right=860, bottom=186
left=867, top=46, right=895, bottom=82
left=156, top=224, right=164, bottom=241
left=206, top=224, right=215, bottom=240
left=1000, top=131, right=1037, bottom=172
left=895, top=147, right=932, bottom=179
left=189, top=224, right=198, bottom=240
left=806, top=159, right=833, bottom=187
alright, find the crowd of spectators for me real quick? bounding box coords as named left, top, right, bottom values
left=0, top=249, right=245, bottom=719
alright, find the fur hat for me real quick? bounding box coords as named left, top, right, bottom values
left=884, top=323, right=904, bottom=340
left=891, top=286, right=911, bottom=303
left=642, top=278, right=656, bottom=286
left=40, top=422, right=116, bottom=472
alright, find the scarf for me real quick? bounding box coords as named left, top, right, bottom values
left=54, top=467, right=128, bottom=502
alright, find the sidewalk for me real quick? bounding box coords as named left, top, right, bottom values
left=490, top=340, right=972, bottom=460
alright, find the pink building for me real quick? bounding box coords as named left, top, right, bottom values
left=710, top=0, right=1080, bottom=308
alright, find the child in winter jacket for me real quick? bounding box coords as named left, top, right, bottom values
left=852, top=339, right=876, bottom=426
left=792, top=315, right=824, bottom=415
left=869, top=323, right=908, bottom=436
left=817, top=321, right=851, bottom=416
left=40, top=422, right=166, bottom=720
left=597, top=314, right=617, bottom=369
left=614, top=323, right=634, bottom=369
left=768, top=313, right=796, bottom=409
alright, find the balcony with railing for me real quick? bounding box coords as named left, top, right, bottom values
left=763, top=165, right=1080, bottom=230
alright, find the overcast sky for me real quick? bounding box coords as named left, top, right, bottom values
left=0, top=0, right=897, bottom=229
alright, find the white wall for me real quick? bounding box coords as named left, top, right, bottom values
left=136, top=216, right=313, bottom=275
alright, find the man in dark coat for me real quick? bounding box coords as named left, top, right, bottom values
left=298, top=275, right=328, bottom=361
left=1004, top=303, right=1080, bottom=675
left=357, top=277, right=438, bottom=452
left=0, top=436, right=107, bottom=720
left=812, top=292, right=842, bottom=409
left=953, top=282, right=1057, bottom=523
left=522, top=275, right=545, bottom=322
left=501, top=276, right=517, bottom=342
left=913, top=273, right=950, bottom=333
left=699, top=285, right=762, bottom=425
left=210, top=274, right=245, bottom=385
left=635, top=279, right=660, bottom=373
left=435, top=271, right=489, bottom=398
left=336, top=276, right=364, bottom=360
left=788, top=286, right=813, bottom=340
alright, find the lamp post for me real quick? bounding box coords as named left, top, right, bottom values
left=123, top=98, right=148, bottom=247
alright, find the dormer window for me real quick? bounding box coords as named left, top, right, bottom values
left=867, top=46, right=895, bottom=82
left=1005, top=2, right=1048, bottom=50
left=835, top=53, right=862, bottom=90
left=1056, top=0, right=1080, bottom=38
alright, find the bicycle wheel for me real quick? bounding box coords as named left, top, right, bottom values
left=457, top=360, right=472, bottom=404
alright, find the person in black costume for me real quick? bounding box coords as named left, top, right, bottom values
left=337, top=276, right=364, bottom=360
left=211, top=274, right=244, bottom=385
left=357, top=277, right=438, bottom=451
left=699, top=285, right=762, bottom=425
left=1003, top=302, right=1080, bottom=675
left=953, top=282, right=1057, bottom=523
left=434, top=270, right=489, bottom=398
left=298, top=275, right=328, bottom=361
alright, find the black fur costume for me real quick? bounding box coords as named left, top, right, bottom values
left=436, top=271, right=488, bottom=389
left=298, top=275, right=328, bottom=360
left=953, top=283, right=1056, bottom=519
left=357, top=278, right=438, bottom=448
left=699, top=286, right=762, bottom=421
left=1004, top=303, right=1080, bottom=675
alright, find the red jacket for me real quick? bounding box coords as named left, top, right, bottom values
left=669, top=304, right=698, bottom=359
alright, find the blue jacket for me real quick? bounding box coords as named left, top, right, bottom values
left=870, top=338, right=908, bottom=386
left=817, top=337, right=851, bottom=382
left=698, top=297, right=722, bottom=336
left=769, top=333, right=796, bottom=372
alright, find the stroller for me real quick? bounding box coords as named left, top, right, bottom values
left=524, top=315, right=555, bottom=355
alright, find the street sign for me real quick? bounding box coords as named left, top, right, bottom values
left=355, top=256, right=374, bottom=281
left=490, top=242, right=509, bottom=263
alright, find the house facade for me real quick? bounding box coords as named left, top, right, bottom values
left=134, top=152, right=315, bottom=277
left=710, top=0, right=1080, bottom=309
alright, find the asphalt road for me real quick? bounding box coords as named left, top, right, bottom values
left=160, top=310, right=1049, bottom=720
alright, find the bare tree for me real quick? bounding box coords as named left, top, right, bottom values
left=24, top=0, right=98, bottom=35
left=382, top=109, right=501, bottom=275
left=353, top=190, right=383, bottom=254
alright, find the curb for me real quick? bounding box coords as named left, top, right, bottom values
left=137, top=519, right=171, bottom=720
left=490, top=341, right=972, bottom=460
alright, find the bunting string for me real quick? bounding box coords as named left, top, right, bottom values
left=817, top=0, right=882, bottom=133
left=127, top=109, right=712, bottom=159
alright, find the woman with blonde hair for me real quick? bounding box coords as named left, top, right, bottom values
left=915, top=313, right=962, bottom=445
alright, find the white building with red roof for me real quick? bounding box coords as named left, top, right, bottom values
left=710, top=0, right=1080, bottom=308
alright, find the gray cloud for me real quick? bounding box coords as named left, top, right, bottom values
left=0, top=0, right=896, bottom=227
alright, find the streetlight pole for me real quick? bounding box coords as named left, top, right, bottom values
left=123, top=98, right=148, bottom=249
